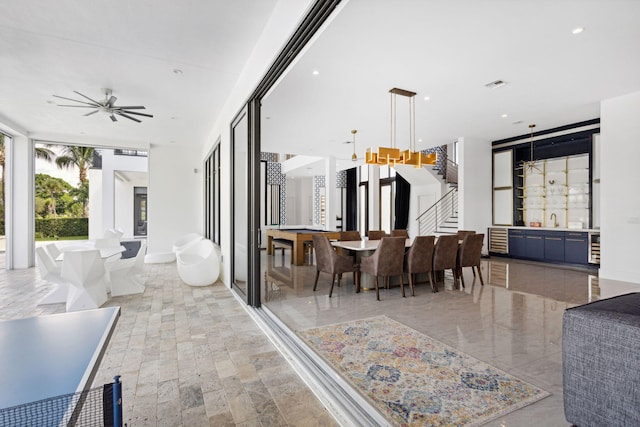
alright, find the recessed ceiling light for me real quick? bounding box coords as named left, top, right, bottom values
left=502, top=114, right=508, bottom=118
left=423, top=96, right=430, bottom=101
left=46, top=100, right=55, bottom=104
left=312, top=70, right=319, bottom=76
left=173, top=68, right=183, bottom=75
left=418, top=138, right=423, bottom=143
left=572, top=27, right=585, bottom=35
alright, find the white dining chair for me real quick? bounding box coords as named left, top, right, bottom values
left=44, top=243, right=63, bottom=264
left=35, top=247, right=69, bottom=305
left=61, top=249, right=108, bottom=312
left=107, top=241, right=147, bottom=296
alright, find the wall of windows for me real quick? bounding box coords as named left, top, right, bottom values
left=204, top=143, right=220, bottom=245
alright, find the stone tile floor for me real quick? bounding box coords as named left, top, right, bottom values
left=0, top=258, right=337, bottom=426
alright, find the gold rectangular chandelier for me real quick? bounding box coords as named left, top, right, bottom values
left=366, top=87, right=436, bottom=168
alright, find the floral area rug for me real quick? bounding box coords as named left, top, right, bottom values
left=298, top=316, right=550, bottom=426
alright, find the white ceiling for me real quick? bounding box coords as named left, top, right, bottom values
left=0, top=0, right=279, bottom=148
left=2, top=0, right=640, bottom=172
left=262, top=0, right=640, bottom=175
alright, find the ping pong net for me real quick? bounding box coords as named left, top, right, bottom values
left=0, top=376, right=122, bottom=427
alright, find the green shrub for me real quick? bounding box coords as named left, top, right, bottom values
left=35, top=218, right=88, bottom=238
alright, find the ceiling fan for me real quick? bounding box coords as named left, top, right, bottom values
left=53, top=88, right=153, bottom=123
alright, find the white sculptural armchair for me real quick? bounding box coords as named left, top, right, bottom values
left=61, top=249, right=108, bottom=312
left=176, top=239, right=220, bottom=287
left=107, top=241, right=147, bottom=297
left=172, top=233, right=203, bottom=254
left=45, top=243, right=63, bottom=265
left=35, top=247, right=69, bottom=305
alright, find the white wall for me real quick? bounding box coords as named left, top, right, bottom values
left=600, top=91, right=640, bottom=284
left=147, top=145, right=202, bottom=255
left=407, top=182, right=445, bottom=237
left=285, top=176, right=313, bottom=225
left=88, top=150, right=148, bottom=240
left=88, top=169, right=103, bottom=240
left=4, top=135, right=34, bottom=269
left=114, top=176, right=147, bottom=237
left=458, top=137, right=492, bottom=252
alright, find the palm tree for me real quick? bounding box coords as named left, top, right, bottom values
left=55, top=146, right=95, bottom=217
left=0, top=134, right=55, bottom=216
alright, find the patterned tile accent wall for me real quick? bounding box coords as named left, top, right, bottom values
left=264, top=157, right=287, bottom=224
left=312, top=172, right=346, bottom=225
left=422, top=145, right=448, bottom=175
left=313, top=175, right=326, bottom=225
left=336, top=170, right=347, bottom=188
left=261, top=152, right=278, bottom=162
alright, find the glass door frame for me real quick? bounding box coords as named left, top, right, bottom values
left=230, top=0, right=343, bottom=308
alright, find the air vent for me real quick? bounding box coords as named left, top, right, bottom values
left=485, top=80, right=507, bottom=89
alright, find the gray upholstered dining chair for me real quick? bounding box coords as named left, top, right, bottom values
left=457, top=230, right=476, bottom=239
left=312, top=235, right=359, bottom=298
left=404, top=235, right=436, bottom=295
left=456, top=233, right=485, bottom=288
left=360, top=237, right=406, bottom=301
left=340, top=230, right=362, bottom=241
left=432, top=234, right=460, bottom=289
left=367, top=230, right=387, bottom=240
left=391, top=229, right=409, bottom=238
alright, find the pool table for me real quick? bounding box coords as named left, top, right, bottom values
left=266, top=228, right=341, bottom=266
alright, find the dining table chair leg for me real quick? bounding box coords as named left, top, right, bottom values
left=313, top=270, right=320, bottom=291
left=400, top=274, right=406, bottom=298
left=459, top=267, right=466, bottom=288
left=477, top=266, right=485, bottom=285
left=428, top=271, right=437, bottom=293
left=408, top=273, right=415, bottom=296
left=375, top=276, right=380, bottom=301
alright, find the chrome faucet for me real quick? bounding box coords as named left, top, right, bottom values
left=550, top=213, right=558, bottom=228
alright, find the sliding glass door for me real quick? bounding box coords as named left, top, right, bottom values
left=232, top=111, right=249, bottom=296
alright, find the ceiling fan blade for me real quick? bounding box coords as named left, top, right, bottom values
left=114, top=111, right=141, bottom=123
left=110, top=114, right=117, bottom=122
left=52, top=95, right=98, bottom=107
left=107, top=96, right=117, bottom=107
left=113, top=106, right=146, bottom=110
left=73, top=91, right=102, bottom=105
left=119, top=110, right=153, bottom=118
left=56, top=104, right=100, bottom=108
left=84, top=110, right=100, bottom=116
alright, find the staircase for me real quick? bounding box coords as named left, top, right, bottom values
left=416, top=148, right=459, bottom=236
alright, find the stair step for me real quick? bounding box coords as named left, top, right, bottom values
left=439, top=225, right=458, bottom=231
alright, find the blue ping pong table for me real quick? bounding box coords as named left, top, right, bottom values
left=0, top=307, right=120, bottom=422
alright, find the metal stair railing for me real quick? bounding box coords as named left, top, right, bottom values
left=416, top=187, right=458, bottom=236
